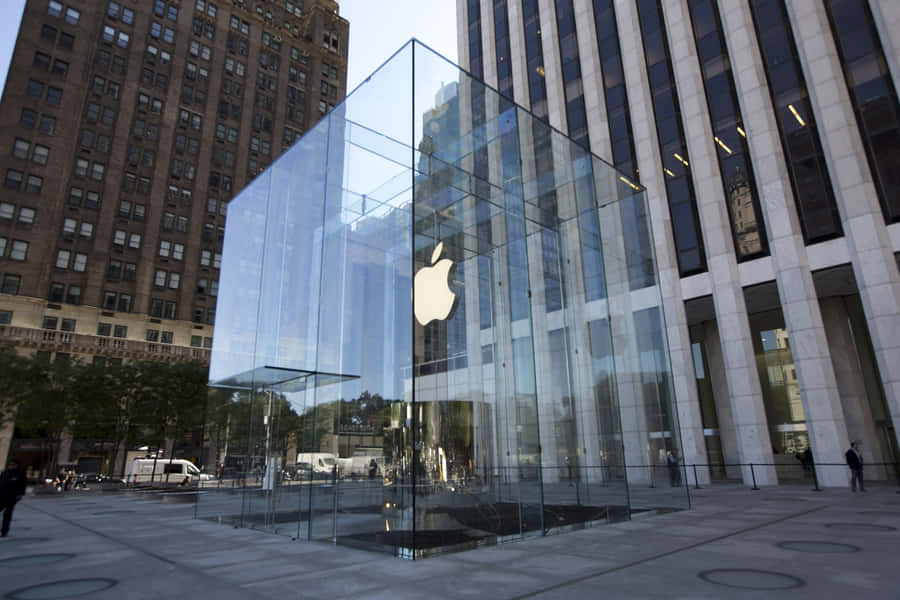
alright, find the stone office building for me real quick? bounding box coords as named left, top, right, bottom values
left=0, top=0, right=348, bottom=464
left=459, top=0, right=900, bottom=486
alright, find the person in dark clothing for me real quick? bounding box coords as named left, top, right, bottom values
left=667, top=450, right=681, bottom=487
left=845, top=441, right=865, bottom=492
left=0, top=459, right=28, bottom=537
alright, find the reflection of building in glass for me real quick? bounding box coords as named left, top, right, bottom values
left=726, top=168, right=761, bottom=256
left=200, top=41, right=687, bottom=558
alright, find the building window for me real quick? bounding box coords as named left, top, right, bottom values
left=9, top=240, right=28, bottom=261
left=18, top=207, right=35, bottom=224
left=825, top=0, right=900, bottom=223
left=749, top=0, right=842, bottom=243
left=48, top=282, right=64, bottom=302
left=32, top=145, right=49, bottom=165
left=46, top=87, right=62, bottom=105
left=73, top=253, right=87, bottom=272
left=12, top=138, right=29, bottom=159
left=27, top=79, right=44, bottom=98
left=4, top=170, right=23, bottom=190
left=39, top=115, right=56, bottom=134
left=25, top=175, right=43, bottom=194
left=55, top=249, right=70, bottom=269
left=636, top=0, right=707, bottom=276
left=687, top=0, right=769, bottom=260
left=1, top=274, right=21, bottom=295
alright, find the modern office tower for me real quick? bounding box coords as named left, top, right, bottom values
left=0, top=0, right=347, bottom=365
left=460, top=0, right=900, bottom=486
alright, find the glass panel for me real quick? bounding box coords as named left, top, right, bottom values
left=202, top=40, right=687, bottom=558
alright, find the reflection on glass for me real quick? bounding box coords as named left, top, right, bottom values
left=637, top=0, right=707, bottom=276
left=687, top=0, right=768, bottom=261
left=749, top=0, right=842, bottom=244
left=200, top=40, right=686, bottom=558
left=750, top=310, right=807, bottom=480
left=825, top=0, right=900, bottom=223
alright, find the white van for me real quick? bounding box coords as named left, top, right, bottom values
left=295, top=452, right=339, bottom=476
left=125, top=459, right=209, bottom=485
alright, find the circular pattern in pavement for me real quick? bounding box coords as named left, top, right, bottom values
left=777, top=540, right=860, bottom=553
left=4, top=578, right=116, bottom=599
left=825, top=522, right=897, bottom=532
left=0, top=554, right=74, bottom=568
left=698, top=568, right=804, bottom=590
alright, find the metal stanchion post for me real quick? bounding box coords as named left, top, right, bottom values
left=750, top=463, right=759, bottom=490
left=693, top=464, right=701, bottom=490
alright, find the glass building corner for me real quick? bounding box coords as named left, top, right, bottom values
left=199, top=40, right=688, bottom=558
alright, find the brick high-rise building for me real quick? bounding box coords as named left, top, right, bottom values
left=0, top=0, right=348, bottom=369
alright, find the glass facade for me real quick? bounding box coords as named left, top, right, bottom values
left=687, top=0, right=769, bottom=261
left=200, top=41, right=686, bottom=558
left=636, top=0, right=707, bottom=276
left=555, top=0, right=589, bottom=149
left=749, top=0, right=842, bottom=244
left=826, top=0, right=900, bottom=223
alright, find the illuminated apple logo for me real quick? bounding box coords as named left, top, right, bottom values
left=414, top=241, right=458, bottom=326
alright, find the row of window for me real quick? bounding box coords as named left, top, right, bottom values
left=41, top=316, right=75, bottom=331
left=100, top=291, right=131, bottom=313
left=33, top=51, right=68, bottom=77
left=194, top=0, right=218, bottom=18
left=46, top=282, right=80, bottom=305
left=12, top=139, right=50, bottom=165
left=94, top=49, right=126, bottom=75
left=19, top=109, right=56, bottom=134
left=184, top=61, right=211, bottom=81
left=80, top=129, right=111, bottom=152
left=4, top=170, right=44, bottom=194
left=47, top=1, right=80, bottom=25
left=68, top=187, right=101, bottom=209
left=62, top=218, right=94, bottom=240
left=91, top=75, right=121, bottom=99
left=101, top=25, right=130, bottom=49
left=26, top=79, right=63, bottom=105
left=0, top=203, right=36, bottom=226
left=54, top=249, right=87, bottom=272
left=74, top=158, right=106, bottom=181
left=105, top=1, right=135, bottom=25
left=0, top=239, right=29, bottom=261
left=40, top=24, right=75, bottom=50
left=96, top=322, right=128, bottom=338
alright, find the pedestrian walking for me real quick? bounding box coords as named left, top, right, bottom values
left=845, top=441, right=865, bottom=492
left=667, top=450, right=681, bottom=487
left=0, top=459, right=28, bottom=537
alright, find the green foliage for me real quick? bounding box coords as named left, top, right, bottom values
left=1, top=352, right=211, bottom=470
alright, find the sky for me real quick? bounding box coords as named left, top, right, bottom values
left=0, top=0, right=458, bottom=98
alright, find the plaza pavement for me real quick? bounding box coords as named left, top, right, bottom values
left=1, top=482, right=898, bottom=599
